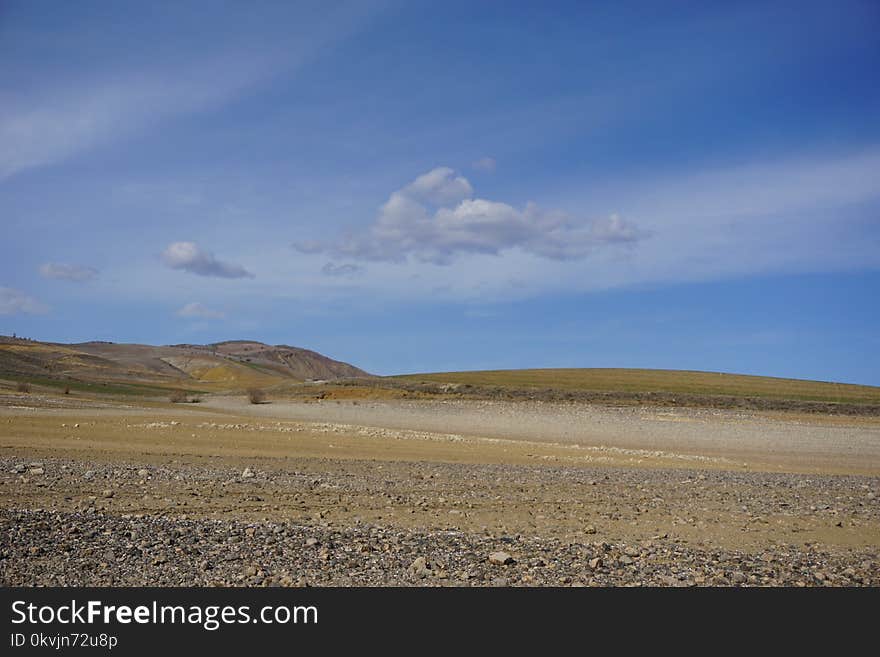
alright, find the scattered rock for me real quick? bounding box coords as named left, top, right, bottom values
left=488, top=551, right=515, bottom=566
left=408, top=556, right=432, bottom=578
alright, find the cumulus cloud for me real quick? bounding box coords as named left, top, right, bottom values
left=293, top=167, right=645, bottom=265
left=0, top=287, right=48, bottom=315
left=403, top=167, right=473, bottom=206
left=39, top=262, right=98, bottom=282
left=176, top=302, right=225, bottom=319
left=321, top=262, right=364, bottom=277
left=162, top=242, right=253, bottom=278
left=472, top=157, right=496, bottom=173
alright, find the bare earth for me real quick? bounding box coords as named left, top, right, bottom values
left=1, top=392, right=878, bottom=586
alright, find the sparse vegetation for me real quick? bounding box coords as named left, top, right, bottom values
left=392, top=368, right=880, bottom=406
left=16, top=381, right=31, bottom=393
left=169, top=390, right=188, bottom=403
left=247, top=388, right=266, bottom=404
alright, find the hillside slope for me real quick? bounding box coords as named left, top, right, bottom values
left=392, top=367, right=880, bottom=407
left=0, top=336, right=369, bottom=393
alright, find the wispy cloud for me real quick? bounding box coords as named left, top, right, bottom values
left=162, top=242, right=253, bottom=279
left=0, top=2, right=384, bottom=183
left=0, top=287, right=48, bottom=316
left=322, top=262, right=364, bottom=277
left=0, top=59, right=270, bottom=182
left=39, top=262, right=98, bottom=282
left=176, top=302, right=225, bottom=320
left=471, top=157, right=496, bottom=173
left=294, top=167, right=646, bottom=264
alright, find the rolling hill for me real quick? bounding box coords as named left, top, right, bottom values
left=391, top=367, right=880, bottom=409
left=0, top=336, right=368, bottom=394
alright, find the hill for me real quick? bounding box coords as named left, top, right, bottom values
left=0, top=336, right=368, bottom=394
left=390, top=367, right=880, bottom=411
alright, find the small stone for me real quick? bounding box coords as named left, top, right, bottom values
left=588, top=557, right=603, bottom=570
left=488, top=551, right=515, bottom=566
left=27, top=467, right=44, bottom=476
left=584, top=525, right=597, bottom=535
left=408, top=556, right=431, bottom=577
left=305, top=538, right=319, bottom=547
left=241, top=467, right=255, bottom=479
left=137, top=469, right=149, bottom=478
left=102, top=489, right=114, bottom=498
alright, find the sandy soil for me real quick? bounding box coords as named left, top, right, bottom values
left=200, top=396, right=880, bottom=475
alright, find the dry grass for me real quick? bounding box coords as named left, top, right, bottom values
left=393, top=368, right=880, bottom=405
left=247, top=388, right=267, bottom=404
left=169, top=390, right=189, bottom=403
left=15, top=381, right=31, bottom=394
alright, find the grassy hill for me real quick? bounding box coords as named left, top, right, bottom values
left=0, top=336, right=368, bottom=396
left=392, top=368, right=880, bottom=406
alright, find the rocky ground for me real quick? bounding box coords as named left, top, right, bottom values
left=2, top=455, right=878, bottom=586
left=3, top=507, right=877, bottom=587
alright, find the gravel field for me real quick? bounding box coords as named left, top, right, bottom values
left=3, top=508, right=877, bottom=587
left=1, top=394, right=878, bottom=586
left=1, top=454, right=878, bottom=586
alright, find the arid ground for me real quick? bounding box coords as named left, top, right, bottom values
left=2, top=386, right=878, bottom=586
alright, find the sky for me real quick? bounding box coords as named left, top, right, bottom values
left=1, top=0, right=879, bottom=384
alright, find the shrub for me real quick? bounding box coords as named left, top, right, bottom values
left=63, top=386, right=70, bottom=395
left=169, top=390, right=188, bottom=403
left=16, top=381, right=31, bottom=393
left=247, top=388, right=266, bottom=404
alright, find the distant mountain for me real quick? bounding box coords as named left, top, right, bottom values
left=0, top=336, right=369, bottom=391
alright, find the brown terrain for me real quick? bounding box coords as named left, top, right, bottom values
left=1, top=336, right=878, bottom=586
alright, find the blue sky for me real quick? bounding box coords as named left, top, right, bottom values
left=1, top=0, right=879, bottom=384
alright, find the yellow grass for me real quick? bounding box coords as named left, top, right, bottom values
left=394, top=368, right=880, bottom=405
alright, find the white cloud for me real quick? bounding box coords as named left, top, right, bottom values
left=0, top=2, right=383, bottom=183
left=472, top=157, right=496, bottom=173
left=39, top=262, right=98, bottom=282
left=404, top=167, right=473, bottom=206
left=294, top=167, right=645, bottom=264
left=0, top=61, right=268, bottom=182
left=176, top=302, right=225, bottom=320
left=0, top=287, right=48, bottom=316
left=162, top=242, right=253, bottom=279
